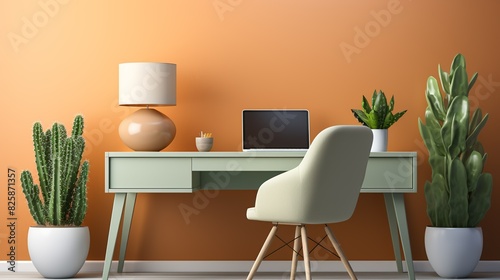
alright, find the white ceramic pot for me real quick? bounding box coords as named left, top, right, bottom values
left=28, top=226, right=90, bottom=278
left=370, top=129, right=388, bottom=152
left=425, top=226, right=482, bottom=278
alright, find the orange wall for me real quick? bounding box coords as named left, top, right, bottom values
left=1, top=0, right=500, bottom=262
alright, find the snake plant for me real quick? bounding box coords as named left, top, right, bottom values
left=351, top=90, right=407, bottom=129
left=418, top=53, right=492, bottom=228
left=20, top=115, right=89, bottom=226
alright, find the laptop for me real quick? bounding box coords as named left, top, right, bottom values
left=242, top=109, right=310, bottom=151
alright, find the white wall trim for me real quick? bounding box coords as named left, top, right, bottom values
left=2, top=260, right=500, bottom=274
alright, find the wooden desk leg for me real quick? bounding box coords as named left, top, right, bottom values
left=384, top=193, right=403, bottom=273
left=391, top=193, right=415, bottom=280
left=102, top=193, right=127, bottom=280
left=117, top=193, right=137, bottom=273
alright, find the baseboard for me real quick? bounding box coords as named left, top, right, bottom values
left=2, top=260, right=500, bottom=274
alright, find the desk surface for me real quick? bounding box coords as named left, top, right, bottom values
left=105, top=151, right=417, bottom=194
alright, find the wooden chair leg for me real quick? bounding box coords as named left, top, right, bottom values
left=290, top=225, right=301, bottom=280
left=300, top=225, right=311, bottom=280
left=247, top=224, right=278, bottom=280
left=324, top=225, right=357, bottom=280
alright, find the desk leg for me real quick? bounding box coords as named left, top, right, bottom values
left=117, top=193, right=137, bottom=273
left=384, top=193, right=403, bottom=273
left=390, top=193, right=415, bottom=280
left=102, top=193, right=127, bottom=280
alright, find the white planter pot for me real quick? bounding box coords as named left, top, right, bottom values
left=28, top=226, right=90, bottom=278
left=425, top=226, right=482, bottom=278
left=371, top=129, right=388, bottom=152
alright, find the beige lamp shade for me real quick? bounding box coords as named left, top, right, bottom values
left=119, top=62, right=176, bottom=106
left=118, top=62, right=177, bottom=151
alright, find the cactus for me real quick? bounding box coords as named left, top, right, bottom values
left=351, top=90, right=407, bottom=129
left=418, top=53, right=493, bottom=227
left=20, top=115, right=89, bottom=226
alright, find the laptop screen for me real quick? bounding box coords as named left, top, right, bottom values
left=242, top=109, right=310, bottom=151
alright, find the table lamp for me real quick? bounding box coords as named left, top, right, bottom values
left=118, top=62, right=177, bottom=151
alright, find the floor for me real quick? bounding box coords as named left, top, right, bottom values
left=1, top=272, right=500, bottom=280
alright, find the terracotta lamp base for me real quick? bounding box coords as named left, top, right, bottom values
left=119, top=108, right=176, bottom=151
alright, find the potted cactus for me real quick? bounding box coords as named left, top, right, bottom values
left=20, top=115, right=90, bottom=279
left=418, top=53, right=492, bottom=278
left=351, top=90, right=407, bottom=151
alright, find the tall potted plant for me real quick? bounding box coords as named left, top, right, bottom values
left=418, top=53, right=493, bottom=278
left=351, top=90, right=407, bottom=151
left=20, top=115, right=90, bottom=279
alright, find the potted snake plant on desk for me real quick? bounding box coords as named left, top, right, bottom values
left=351, top=90, right=407, bottom=151
left=418, top=53, right=493, bottom=278
left=20, top=115, right=90, bottom=279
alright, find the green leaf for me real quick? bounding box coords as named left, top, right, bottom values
left=468, top=72, right=478, bottom=94
left=468, top=173, right=492, bottom=227
left=451, top=53, right=466, bottom=72
left=388, top=95, right=395, bottom=112
left=469, top=109, right=482, bottom=135
left=450, top=65, right=468, bottom=97
left=441, top=96, right=469, bottom=159
left=373, top=92, right=387, bottom=128
left=387, top=110, right=407, bottom=128
left=424, top=108, right=445, bottom=156
left=425, top=175, right=449, bottom=227
left=465, top=151, right=483, bottom=193
left=419, top=118, right=446, bottom=177
left=352, top=109, right=369, bottom=126
left=418, top=119, right=435, bottom=153
left=370, top=90, right=378, bottom=108
left=466, top=112, right=488, bottom=151
left=448, top=159, right=468, bottom=227
left=362, top=95, right=372, bottom=113
left=438, top=64, right=450, bottom=95
left=425, top=77, right=446, bottom=121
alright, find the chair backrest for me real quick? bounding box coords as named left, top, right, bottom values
left=297, top=125, right=373, bottom=224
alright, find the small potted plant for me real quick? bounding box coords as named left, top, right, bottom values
left=418, top=53, right=492, bottom=278
left=351, top=90, right=407, bottom=151
left=20, top=115, right=90, bottom=279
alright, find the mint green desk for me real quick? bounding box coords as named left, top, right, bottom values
left=103, top=151, right=417, bottom=280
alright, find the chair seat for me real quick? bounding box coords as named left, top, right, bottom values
left=247, top=206, right=344, bottom=224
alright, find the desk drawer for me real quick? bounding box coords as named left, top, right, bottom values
left=107, top=157, right=194, bottom=191
left=192, top=157, right=302, bottom=171
left=362, top=156, right=415, bottom=192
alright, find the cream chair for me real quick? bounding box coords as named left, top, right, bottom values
left=246, top=125, right=373, bottom=280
